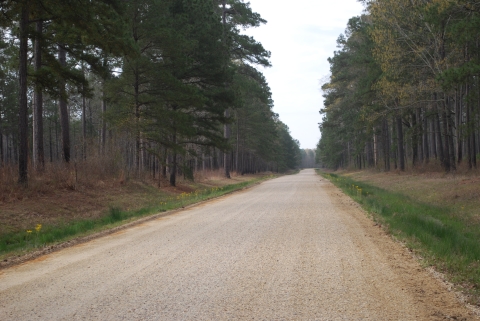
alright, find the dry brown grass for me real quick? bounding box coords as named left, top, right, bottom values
left=0, top=160, right=147, bottom=235
left=0, top=155, right=126, bottom=202
left=340, top=165, right=480, bottom=224
left=0, top=157, right=266, bottom=236
left=194, top=169, right=266, bottom=187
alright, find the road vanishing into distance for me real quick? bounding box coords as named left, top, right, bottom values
left=0, top=169, right=477, bottom=320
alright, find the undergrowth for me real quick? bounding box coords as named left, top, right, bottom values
left=0, top=176, right=272, bottom=259
left=319, top=170, right=480, bottom=304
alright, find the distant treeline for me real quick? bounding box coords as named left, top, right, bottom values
left=317, top=0, right=480, bottom=171
left=301, top=149, right=319, bottom=168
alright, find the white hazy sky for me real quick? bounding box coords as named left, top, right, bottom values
left=244, top=0, right=365, bottom=149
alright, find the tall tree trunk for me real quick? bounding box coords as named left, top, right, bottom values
left=82, top=65, right=87, bottom=160
left=441, top=101, right=451, bottom=171
left=435, top=104, right=445, bottom=168
left=170, top=151, right=177, bottom=187
left=473, top=94, right=477, bottom=168
left=236, top=118, right=239, bottom=173
left=383, top=118, right=390, bottom=171
left=134, top=64, right=141, bottom=175
left=416, top=107, right=423, bottom=163
left=470, top=129, right=477, bottom=168
left=170, top=130, right=177, bottom=186
left=162, top=148, right=167, bottom=178
left=18, top=4, right=29, bottom=184
left=54, top=108, right=59, bottom=160
left=347, top=141, right=351, bottom=168
left=221, top=0, right=231, bottom=179
left=430, top=113, right=437, bottom=160
left=224, top=114, right=230, bottom=178
left=151, top=154, right=156, bottom=180
left=472, top=123, right=477, bottom=168
left=213, top=147, right=218, bottom=169
left=392, top=115, right=397, bottom=169
left=411, top=112, right=418, bottom=166
left=33, top=20, right=44, bottom=170
left=396, top=114, right=405, bottom=171
left=101, top=90, right=107, bottom=154
left=140, top=137, right=145, bottom=176
left=467, top=95, right=472, bottom=169
left=58, top=45, right=70, bottom=163
left=49, top=117, right=53, bottom=162
left=446, top=97, right=456, bottom=170
left=474, top=82, right=479, bottom=168
left=367, top=141, right=375, bottom=167
left=0, top=112, right=3, bottom=166
left=456, top=88, right=463, bottom=163
left=423, top=108, right=429, bottom=163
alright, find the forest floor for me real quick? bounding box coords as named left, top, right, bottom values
left=0, top=168, right=267, bottom=239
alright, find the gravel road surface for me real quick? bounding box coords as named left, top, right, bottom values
left=0, top=169, right=477, bottom=320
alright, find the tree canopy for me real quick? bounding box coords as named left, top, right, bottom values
left=318, top=0, right=480, bottom=172
left=0, top=0, right=300, bottom=186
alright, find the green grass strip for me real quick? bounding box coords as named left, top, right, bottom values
left=0, top=175, right=274, bottom=258
left=319, top=170, right=480, bottom=300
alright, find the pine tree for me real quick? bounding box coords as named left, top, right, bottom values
left=217, top=0, right=271, bottom=178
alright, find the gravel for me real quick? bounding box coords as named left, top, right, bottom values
left=0, top=169, right=476, bottom=320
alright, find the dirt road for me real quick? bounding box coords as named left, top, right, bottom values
left=0, top=169, right=476, bottom=320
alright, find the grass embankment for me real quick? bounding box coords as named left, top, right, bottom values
left=318, top=170, right=480, bottom=304
left=0, top=173, right=275, bottom=261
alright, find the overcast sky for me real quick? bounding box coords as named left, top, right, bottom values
left=244, top=0, right=365, bottom=149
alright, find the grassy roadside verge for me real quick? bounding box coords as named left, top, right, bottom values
left=317, top=169, right=480, bottom=304
left=0, top=174, right=275, bottom=262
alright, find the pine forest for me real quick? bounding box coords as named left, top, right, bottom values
left=318, top=0, right=480, bottom=172
left=5, top=1, right=480, bottom=316
left=0, top=0, right=302, bottom=190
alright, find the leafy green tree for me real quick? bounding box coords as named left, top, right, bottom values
left=319, top=1, right=480, bottom=172
left=319, top=16, right=381, bottom=170
left=1, top=0, right=131, bottom=183
left=231, top=64, right=277, bottom=173
left=218, top=0, right=271, bottom=178
left=108, top=0, right=232, bottom=186
left=0, top=0, right=292, bottom=188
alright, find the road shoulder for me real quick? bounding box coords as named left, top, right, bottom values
left=319, top=176, right=479, bottom=320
